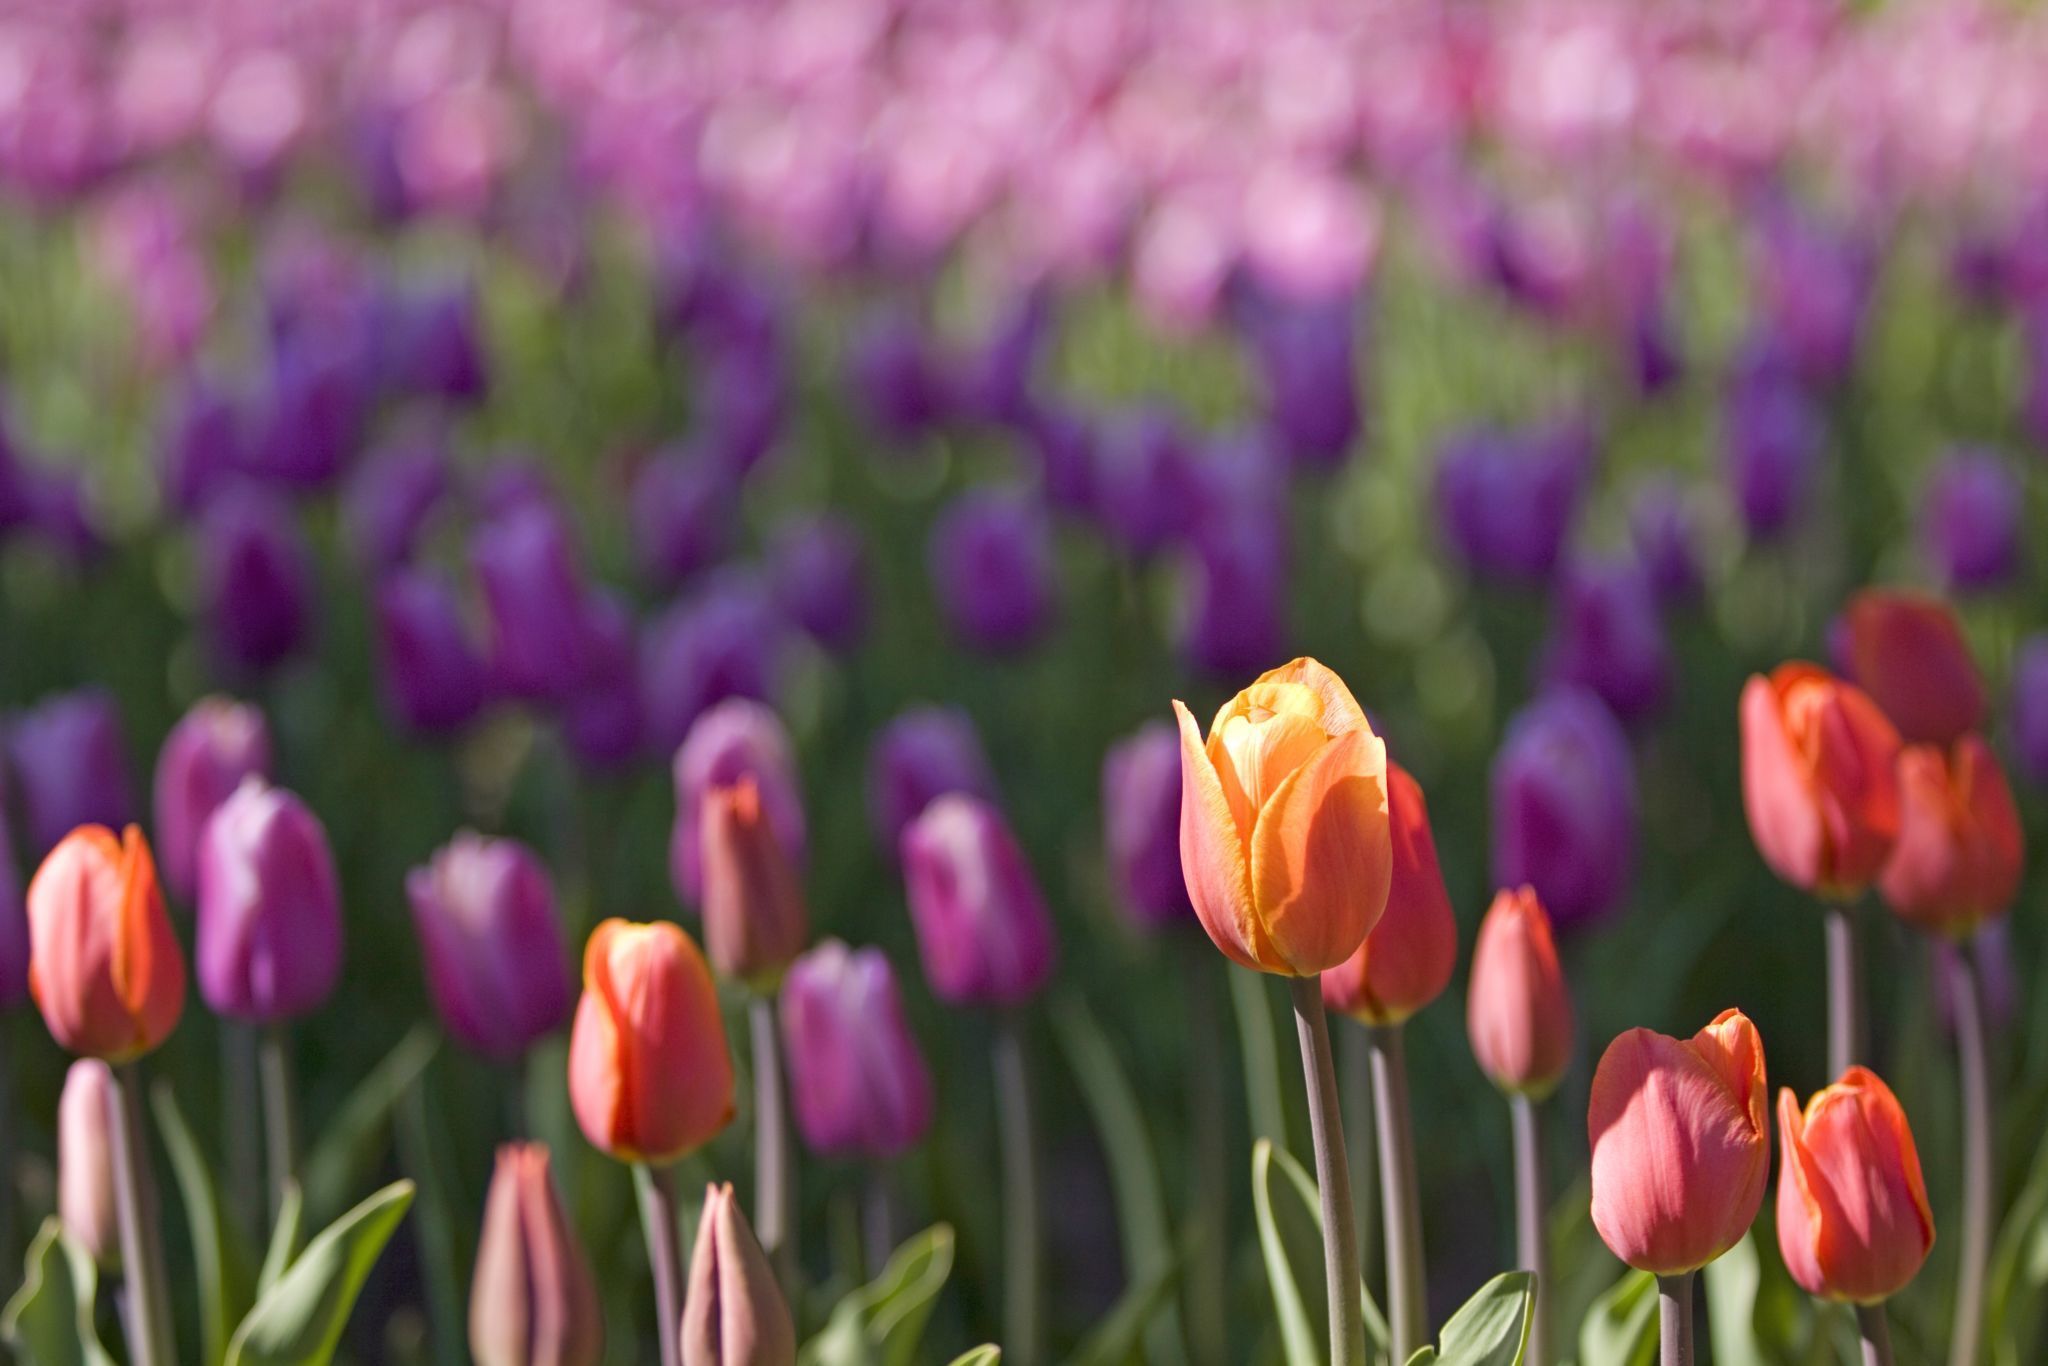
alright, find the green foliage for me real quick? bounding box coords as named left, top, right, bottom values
left=1402, top=1272, right=1532, bottom=1366
left=1577, top=1269, right=1658, bottom=1366
left=298, top=1024, right=439, bottom=1224
left=0, top=1218, right=117, bottom=1366
left=224, top=1179, right=416, bottom=1366
left=948, top=1350, right=1002, bottom=1366
left=258, top=1182, right=306, bottom=1297
left=1251, top=1137, right=1392, bottom=1366
left=802, top=1225, right=958, bottom=1366
left=153, top=1081, right=256, bottom=1366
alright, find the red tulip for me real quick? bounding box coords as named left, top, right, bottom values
left=699, top=777, right=808, bottom=987
left=1322, top=763, right=1455, bottom=1026
left=1465, top=886, right=1574, bottom=1098
left=1839, top=589, right=1985, bottom=746
left=1740, top=663, right=1900, bottom=899
left=1878, top=736, right=2023, bottom=939
left=26, top=826, right=185, bottom=1061
left=1776, top=1067, right=1934, bottom=1304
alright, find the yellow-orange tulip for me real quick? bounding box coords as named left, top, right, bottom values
left=27, top=825, right=185, bottom=1062
left=1173, top=658, right=1391, bottom=976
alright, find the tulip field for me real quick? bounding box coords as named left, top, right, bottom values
left=10, top=2, right=2048, bottom=1365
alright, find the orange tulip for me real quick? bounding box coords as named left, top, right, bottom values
left=1172, top=657, right=1391, bottom=976
left=1465, top=886, right=1574, bottom=1098
left=1840, top=589, right=1985, bottom=746
left=1740, top=663, right=1901, bottom=900
left=1322, top=763, right=1455, bottom=1026
left=26, top=825, right=185, bottom=1061
left=1589, top=1009, right=1768, bottom=1274
left=1878, top=736, right=2022, bottom=939
left=699, top=778, right=809, bottom=987
left=568, top=919, right=736, bottom=1164
left=1776, top=1067, right=1934, bottom=1304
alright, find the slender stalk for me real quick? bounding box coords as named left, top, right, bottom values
left=1184, top=943, right=1229, bottom=1366
left=1292, top=978, right=1366, bottom=1366
left=258, top=1026, right=299, bottom=1226
left=1509, top=1094, right=1548, bottom=1366
left=1857, top=1301, right=1894, bottom=1366
left=0, top=1022, right=14, bottom=1274
left=1367, top=1021, right=1424, bottom=1363
left=1948, top=946, right=1991, bottom=1366
left=862, top=1164, right=895, bottom=1280
left=1341, top=1028, right=1379, bottom=1294
left=222, top=1022, right=261, bottom=1243
left=749, top=994, right=795, bottom=1288
left=634, top=1163, right=686, bottom=1366
left=993, top=1013, right=1041, bottom=1366
left=396, top=1082, right=466, bottom=1366
left=1229, top=966, right=1290, bottom=1150
left=1825, top=904, right=1863, bottom=1076
left=1657, top=1272, right=1694, bottom=1366
left=111, top=1064, right=175, bottom=1366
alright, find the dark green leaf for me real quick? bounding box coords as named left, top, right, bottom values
left=0, top=1217, right=116, bottom=1366
left=225, top=1179, right=415, bottom=1366
left=1578, top=1269, right=1658, bottom=1366
left=153, top=1080, right=256, bottom=1366
left=299, top=1025, right=438, bottom=1223
left=258, top=1182, right=304, bottom=1296
left=1428, top=1271, right=1532, bottom=1366
left=800, top=1224, right=957, bottom=1366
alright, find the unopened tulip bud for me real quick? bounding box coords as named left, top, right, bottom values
left=1837, top=590, right=1986, bottom=747
left=58, top=1058, right=120, bottom=1270
left=9, top=689, right=134, bottom=858
left=700, top=779, right=808, bottom=987
left=27, top=825, right=185, bottom=1060
left=1489, top=689, right=1636, bottom=930
left=670, top=699, right=806, bottom=908
left=927, top=489, right=1058, bottom=653
left=766, top=514, right=867, bottom=655
left=1776, top=1067, right=1933, bottom=1304
left=195, top=778, right=342, bottom=1023
left=568, top=919, right=735, bottom=1163
left=680, top=1183, right=797, bottom=1366
left=1878, top=737, right=2022, bottom=939
left=1589, top=1009, right=1769, bottom=1274
left=1101, top=723, right=1195, bottom=933
left=1741, top=664, right=1901, bottom=899
left=198, top=485, right=316, bottom=673
left=901, top=795, right=1057, bottom=1007
left=470, top=1143, right=603, bottom=1366
left=866, top=707, right=998, bottom=857
left=779, top=940, right=933, bottom=1158
left=153, top=697, right=272, bottom=903
left=406, top=833, right=574, bottom=1061
left=1323, top=764, right=1456, bottom=1026
left=1921, top=449, right=2021, bottom=593
left=374, top=568, right=490, bottom=734
left=1466, top=887, right=1574, bottom=1097
left=1172, top=657, right=1392, bottom=975
left=471, top=501, right=594, bottom=704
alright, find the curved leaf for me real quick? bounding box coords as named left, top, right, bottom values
left=1416, top=1271, right=1531, bottom=1366
left=801, top=1224, right=957, bottom=1366
left=1578, top=1269, right=1658, bottom=1366
left=300, top=1025, right=438, bottom=1223
left=1, top=1217, right=116, bottom=1366
left=949, top=1350, right=1001, bottom=1366
left=153, top=1080, right=255, bottom=1366
left=1702, top=1232, right=1767, bottom=1366
left=1251, top=1136, right=1392, bottom=1366
left=258, top=1182, right=304, bottom=1297
left=225, top=1179, right=415, bottom=1366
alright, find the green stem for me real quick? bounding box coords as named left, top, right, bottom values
left=222, top=1022, right=261, bottom=1245
left=750, top=994, right=795, bottom=1290
left=1948, top=945, right=1991, bottom=1366
left=396, top=1082, right=465, bottom=1366
left=1292, top=978, right=1366, bottom=1366
left=1858, top=1301, right=1894, bottom=1366
left=1657, top=1272, right=1694, bottom=1366
left=111, top=1063, right=175, bottom=1366
left=863, top=1163, right=895, bottom=1281
left=1510, top=1095, right=1549, bottom=1366
left=1368, top=1022, right=1425, bottom=1363
left=1342, top=1026, right=1379, bottom=1294
left=1184, top=945, right=1229, bottom=1366
left=634, top=1163, right=686, bottom=1366
left=258, top=1026, right=299, bottom=1227
left=994, top=1014, right=1041, bottom=1366
left=1229, top=967, right=1290, bottom=1151
left=1825, top=904, right=1863, bottom=1077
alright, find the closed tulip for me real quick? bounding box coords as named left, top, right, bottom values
left=1776, top=1068, right=1934, bottom=1304
left=58, top=1058, right=120, bottom=1269
left=9, top=689, right=134, bottom=858
left=670, top=699, right=806, bottom=908
left=1323, top=763, right=1456, bottom=1026
left=928, top=488, right=1058, bottom=653
left=470, top=1143, right=603, bottom=1366
left=1589, top=1009, right=1769, bottom=1275
left=700, top=778, right=808, bottom=987
left=194, top=778, right=342, bottom=1023
left=680, top=1183, right=796, bottom=1366
left=1489, top=689, right=1636, bottom=929
left=373, top=568, right=490, bottom=734
left=1740, top=663, right=1901, bottom=899
left=197, top=486, right=316, bottom=673
left=1838, top=589, right=1986, bottom=747
left=1172, top=657, right=1392, bottom=976
left=901, top=794, right=1057, bottom=1006
left=866, top=707, right=998, bottom=857
left=406, top=833, right=574, bottom=1061
left=1921, top=450, right=2021, bottom=593
left=1101, top=722, right=1195, bottom=933
left=1878, top=737, right=2022, bottom=939
left=2013, top=634, right=2048, bottom=786
left=471, top=501, right=594, bottom=704
left=152, top=697, right=272, bottom=903
left=1466, top=886, right=1575, bottom=1098
left=568, top=919, right=735, bottom=1164
left=766, top=514, right=867, bottom=655
left=779, top=940, right=933, bottom=1159
left=27, top=825, right=185, bottom=1060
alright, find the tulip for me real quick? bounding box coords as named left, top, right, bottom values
left=1238, top=288, right=1362, bottom=471
left=373, top=568, right=490, bottom=734
left=866, top=706, right=998, bottom=857
left=1838, top=589, right=1986, bottom=747
left=1740, top=663, right=1901, bottom=900
left=406, top=833, right=574, bottom=1061
left=1467, top=887, right=1575, bottom=1099
left=1022, top=402, right=1098, bottom=514
left=1921, top=449, right=2021, bottom=593
left=1489, top=689, right=1636, bottom=930
left=1539, top=558, right=1672, bottom=722
left=9, top=689, right=135, bottom=858
left=766, top=514, right=867, bottom=654
left=557, top=589, right=646, bottom=771
left=900, top=794, right=1057, bottom=1007
left=638, top=573, right=787, bottom=758
left=470, top=1143, right=603, bottom=1366
left=1751, top=203, right=1871, bottom=387
left=155, top=376, right=245, bottom=515
left=1878, top=737, right=2022, bottom=940
left=848, top=309, right=955, bottom=442
left=1723, top=341, right=1822, bottom=540
left=2013, top=634, right=2048, bottom=786
left=699, top=779, right=808, bottom=988
left=58, top=1058, right=120, bottom=1269
left=1628, top=478, right=1705, bottom=605
left=472, top=501, right=595, bottom=704
left=1171, top=657, right=1392, bottom=977
left=197, top=485, right=317, bottom=673
left=248, top=331, right=370, bottom=488
left=1177, top=506, right=1288, bottom=679
left=1433, top=420, right=1591, bottom=585
left=779, top=940, right=933, bottom=1159
left=390, top=277, right=488, bottom=404
left=670, top=699, right=807, bottom=909
left=1321, top=763, right=1455, bottom=1027
left=680, top=1183, right=797, bottom=1366
left=343, top=434, right=451, bottom=571
left=631, top=447, right=739, bottom=590
left=567, top=918, right=735, bottom=1164
left=1101, top=722, right=1195, bottom=933
left=1094, top=406, right=1204, bottom=558
left=194, top=778, right=342, bottom=1023
left=26, top=825, right=184, bottom=1061
left=152, top=696, right=272, bottom=904
left=1776, top=1068, right=1933, bottom=1305
left=927, top=488, right=1058, bottom=653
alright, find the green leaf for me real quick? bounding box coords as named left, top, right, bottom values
left=153, top=1080, right=256, bottom=1366
left=299, top=1025, right=438, bottom=1223
left=225, top=1179, right=415, bottom=1366
left=1703, top=1232, right=1768, bottom=1366
left=948, top=1350, right=1001, bottom=1366
left=1251, top=1136, right=1392, bottom=1366
left=258, top=1182, right=304, bottom=1296
left=1988, top=1104, right=2048, bottom=1365
left=1578, top=1268, right=1658, bottom=1366
left=1, top=1217, right=116, bottom=1366
left=1064, top=1245, right=1184, bottom=1366
left=1411, top=1271, right=1533, bottom=1366
left=800, top=1224, right=957, bottom=1366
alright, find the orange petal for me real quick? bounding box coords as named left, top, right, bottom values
left=1741, top=675, right=1824, bottom=892
left=1248, top=727, right=1390, bottom=975
left=1248, top=657, right=1369, bottom=737
left=1174, top=700, right=1269, bottom=970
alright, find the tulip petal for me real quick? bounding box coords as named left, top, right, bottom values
left=1249, top=657, right=1369, bottom=737
left=1174, top=700, right=1269, bottom=970
left=1809, top=684, right=1901, bottom=891
left=1775, top=1088, right=1828, bottom=1297
left=1741, top=675, right=1824, bottom=891
left=1689, top=1007, right=1767, bottom=1133
left=1799, top=1069, right=1935, bottom=1302
left=1249, top=727, right=1391, bottom=975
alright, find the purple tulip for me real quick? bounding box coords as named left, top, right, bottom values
left=374, top=568, right=490, bottom=734
left=195, top=777, right=342, bottom=1022
left=1434, top=419, right=1593, bottom=584
left=928, top=489, right=1057, bottom=653
left=390, top=277, right=488, bottom=404
left=1540, top=558, right=1673, bottom=722
left=1101, top=722, right=1194, bottom=932
left=198, top=486, right=317, bottom=673
left=639, top=573, right=786, bottom=757
left=901, top=794, right=1056, bottom=1007
left=9, top=689, right=134, bottom=856
left=406, top=832, right=574, bottom=1060
left=1628, top=478, right=1705, bottom=605
left=344, top=435, right=451, bottom=570
left=557, top=590, right=645, bottom=770
left=670, top=698, right=806, bottom=908
left=1921, top=448, right=2021, bottom=592
left=849, top=310, right=955, bottom=443
left=1723, top=342, right=1823, bottom=540
left=155, top=377, right=245, bottom=515
left=248, top=332, right=370, bottom=488
left=1238, top=288, right=1361, bottom=471
left=2011, top=634, right=2048, bottom=786
left=696, top=347, right=787, bottom=478
left=767, top=514, right=868, bottom=654
left=1490, top=688, right=1637, bottom=930
left=1021, top=403, right=1098, bottom=514
left=0, top=776, right=24, bottom=1010
left=1094, top=407, right=1204, bottom=556
left=475, top=457, right=556, bottom=523
left=153, top=697, right=273, bottom=904
left=867, top=706, right=999, bottom=857
left=1751, top=200, right=1872, bottom=387
left=1932, top=923, right=2018, bottom=1039
left=472, top=501, right=594, bottom=703
left=779, top=940, right=933, bottom=1157
left=631, top=447, right=739, bottom=589
left=963, top=287, right=1049, bottom=426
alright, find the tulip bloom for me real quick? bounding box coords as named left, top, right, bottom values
left=1101, top=722, right=1196, bottom=932
left=670, top=699, right=806, bottom=908
left=27, top=826, right=185, bottom=1061
left=58, top=1058, right=120, bottom=1269
left=866, top=707, right=998, bottom=857
left=779, top=940, right=933, bottom=1159
left=680, top=1183, right=797, bottom=1366
left=1776, top=1068, right=1934, bottom=1304
left=1489, top=689, right=1636, bottom=929
left=1172, top=657, right=1392, bottom=976
left=471, top=1143, right=603, bottom=1366
left=406, top=833, right=574, bottom=1061
left=699, top=778, right=808, bottom=986
left=900, top=794, right=1057, bottom=1006
left=373, top=568, right=490, bottom=734
left=568, top=919, right=735, bottom=1164
left=194, top=778, right=342, bottom=1023
left=1589, top=1009, right=1768, bottom=1275
left=1466, top=886, right=1575, bottom=1098
left=1878, top=737, right=2023, bottom=939
left=1740, top=664, right=1901, bottom=899
left=153, top=696, right=272, bottom=903
left=9, top=689, right=134, bottom=857
left=1837, top=590, right=1986, bottom=747
left=1322, top=763, right=1455, bottom=1026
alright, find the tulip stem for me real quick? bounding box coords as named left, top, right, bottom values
left=223, top=1022, right=262, bottom=1243
left=863, top=1164, right=895, bottom=1279
left=635, top=1163, right=686, bottom=1366
left=1290, top=979, right=1366, bottom=1366
left=1948, top=945, right=1991, bottom=1366
left=111, top=1063, right=175, bottom=1366
left=1341, top=1028, right=1379, bottom=1295
left=1185, top=947, right=1230, bottom=1366
left=1857, top=1302, right=1894, bottom=1366
left=1366, top=1019, right=1423, bottom=1364
left=1230, top=967, right=1291, bottom=1151
left=994, top=1013, right=1041, bottom=1366
left=1824, top=905, right=1864, bottom=1076
left=1509, top=1094, right=1548, bottom=1366
left=1656, top=1272, right=1694, bottom=1366
left=258, top=1026, right=299, bottom=1226
left=749, top=994, right=796, bottom=1290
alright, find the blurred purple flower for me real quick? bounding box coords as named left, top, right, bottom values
left=389, top=277, right=488, bottom=404
left=344, top=434, right=452, bottom=571
left=1021, top=402, right=1098, bottom=514
left=407, top=832, right=574, bottom=1060
left=631, top=447, right=739, bottom=590
left=1094, top=406, right=1204, bottom=556
left=867, top=706, right=998, bottom=857
left=248, top=333, right=370, bottom=488
left=1540, top=558, right=1673, bottom=722
left=2010, top=633, right=2048, bottom=786
left=670, top=698, right=806, bottom=908
left=1628, top=478, right=1706, bottom=605
left=1434, top=419, right=1593, bottom=584
left=964, top=287, right=1049, bottom=425
left=1932, top=923, right=2017, bottom=1039
left=197, top=486, right=316, bottom=674
left=639, top=573, right=786, bottom=757
left=155, top=377, right=245, bottom=516
left=901, top=794, right=1056, bottom=1007
left=153, top=697, right=272, bottom=905
left=1921, top=448, right=2021, bottom=592
left=474, top=456, right=557, bottom=522
left=1751, top=199, right=1872, bottom=387
left=928, top=489, right=1058, bottom=653
left=1101, top=721, right=1194, bottom=932
left=558, top=589, right=645, bottom=770
left=195, top=777, right=342, bottom=1023
left=781, top=940, right=934, bottom=1157
left=9, top=688, right=134, bottom=857
left=1490, top=688, right=1637, bottom=930
left=471, top=501, right=593, bottom=703
left=767, top=514, right=868, bottom=654
left=849, top=309, right=955, bottom=444
left=1237, top=288, right=1362, bottom=471
left=1175, top=432, right=1288, bottom=675
left=695, top=347, right=787, bottom=477
left=1724, top=341, right=1823, bottom=540
left=373, top=568, right=490, bottom=735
